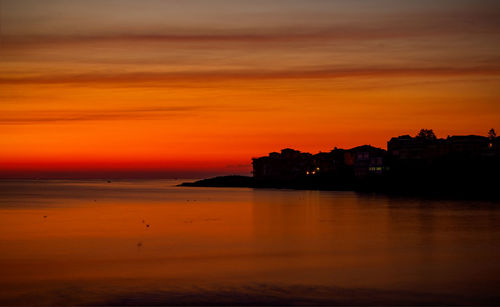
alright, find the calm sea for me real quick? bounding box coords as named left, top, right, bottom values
left=0, top=179, right=499, bottom=305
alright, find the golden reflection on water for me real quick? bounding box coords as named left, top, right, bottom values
left=1, top=180, right=499, bottom=305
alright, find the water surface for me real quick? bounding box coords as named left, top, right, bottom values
left=1, top=180, right=499, bottom=305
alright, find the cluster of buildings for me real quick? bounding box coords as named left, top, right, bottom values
left=252, top=130, right=499, bottom=182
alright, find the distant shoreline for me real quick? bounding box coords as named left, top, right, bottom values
left=179, top=175, right=500, bottom=201
left=179, top=175, right=254, bottom=188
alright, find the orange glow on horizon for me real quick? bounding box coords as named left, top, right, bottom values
left=1, top=1, right=500, bottom=177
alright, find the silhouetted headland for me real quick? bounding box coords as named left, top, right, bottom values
left=180, top=129, right=500, bottom=199
left=179, top=175, right=254, bottom=187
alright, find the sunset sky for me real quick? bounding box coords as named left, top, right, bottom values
left=1, top=0, right=500, bottom=178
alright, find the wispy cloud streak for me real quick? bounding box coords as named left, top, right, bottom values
left=1, top=66, right=499, bottom=86
left=0, top=106, right=203, bottom=125
left=0, top=105, right=279, bottom=125
left=2, top=8, right=500, bottom=50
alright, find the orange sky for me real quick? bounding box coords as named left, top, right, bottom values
left=1, top=0, right=500, bottom=178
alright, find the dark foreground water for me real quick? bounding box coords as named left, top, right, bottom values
left=0, top=180, right=499, bottom=305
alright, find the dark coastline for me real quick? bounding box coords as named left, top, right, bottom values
left=181, top=131, right=500, bottom=201
left=179, top=175, right=255, bottom=188
left=179, top=175, right=500, bottom=201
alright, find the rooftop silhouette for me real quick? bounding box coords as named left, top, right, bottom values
left=182, top=129, right=500, bottom=199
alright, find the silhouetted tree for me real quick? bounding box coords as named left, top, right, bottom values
left=488, top=128, right=496, bottom=139
left=416, top=129, right=436, bottom=140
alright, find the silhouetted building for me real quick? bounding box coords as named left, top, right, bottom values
left=310, top=148, right=347, bottom=175
left=346, top=145, right=387, bottom=178
left=388, top=135, right=447, bottom=160
left=252, top=148, right=313, bottom=180
left=253, top=145, right=387, bottom=181
left=446, top=135, right=490, bottom=156
left=251, top=130, right=499, bottom=194
left=388, top=133, right=497, bottom=160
